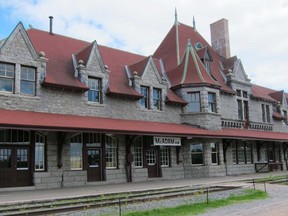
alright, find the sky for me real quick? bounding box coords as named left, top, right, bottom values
left=0, top=0, right=288, bottom=92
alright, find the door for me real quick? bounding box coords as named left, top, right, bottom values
left=0, top=146, right=31, bottom=187
left=146, top=148, right=161, bottom=178
left=86, top=148, right=102, bottom=182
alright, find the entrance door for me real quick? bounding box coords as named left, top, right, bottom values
left=86, top=148, right=102, bottom=182
left=146, top=148, right=161, bottom=178
left=0, top=146, right=31, bottom=187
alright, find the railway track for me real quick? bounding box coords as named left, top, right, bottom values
left=0, top=185, right=240, bottom=215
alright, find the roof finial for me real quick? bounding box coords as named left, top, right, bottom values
left=175, top=7, right=178, bottom=25
left=193, top=16, right=196, bottom=30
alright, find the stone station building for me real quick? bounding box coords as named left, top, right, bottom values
left=0, top=14, right=288, bottom=189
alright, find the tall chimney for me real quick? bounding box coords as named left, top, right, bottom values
left=210, top=18, right=231, bottom=59
left=49, top=16, right=54, bottom=35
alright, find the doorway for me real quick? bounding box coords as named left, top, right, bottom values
left=85, top=148, right=102, bottom=182
left=0, top=146, right=32, bottom=187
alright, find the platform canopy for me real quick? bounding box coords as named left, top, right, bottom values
left=1, top=109, right=288, bottom=142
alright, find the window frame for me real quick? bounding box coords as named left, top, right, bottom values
left=211, top=143, right=219, bottom=165
left=208, top=92, right=216, bottom=113
left=133, top=137, right=143, bottom=167
left=160, top=146, right=170, bottom=167
left=140, top=86, right=150, bottom=109
left=187, top=92, right=201, bottom=112
left=231, top=141, right=253, bottom=164
left=153, top=88, right=162, bottom=110
left=105, top=135, right=118, bottom=169
left=20, top=66, right=36, bottom=96
left=190, top=143, right=204, bottom=165
left=0, top=62, right=15, bottom=93
left=35, top=133, right=46, bottom=171
left=88, top=77, right=102, bottom=103
left=70, top=134, right=83, bottom=170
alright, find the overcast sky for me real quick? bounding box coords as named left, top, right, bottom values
left=0, top=0, right=287, bottom=92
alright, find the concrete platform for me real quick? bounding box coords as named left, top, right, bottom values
left=0, top=171, right=287, bottom=205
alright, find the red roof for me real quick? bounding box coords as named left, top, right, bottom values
left=76, top=42, right=94, bottom=65
left=251, top=84, right=278, bottom=102
left=128, top=56, right=150, bottom=77
left=153, top=22, right=234, bottom=93
left=1, top=109, right=288, bottom=141
left=166, top=41, right=221, bottom=88
left=27, top=29, right=89, bottom=91
left=98, top=45, right=144, bottom=98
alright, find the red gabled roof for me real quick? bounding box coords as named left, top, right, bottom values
left=269, top=90, right=284, bottom=103
left=128, top=56, right=150, bottom=77
left=251, top=84, right=278, bottom=102
left=165, top=89, right=188, bottom=106
left=27, top=29, right=89, bottom=91
left=98, top=45, right=144, bottom=98
left=273, top=110, right=285, bottom=120
left=75, top=42, right=94, bottom=65
left=166, top=41, right=221, bottom=88
left=153, top=22, right=233, bottom=93
left=1, top=109, right=288, bottom=142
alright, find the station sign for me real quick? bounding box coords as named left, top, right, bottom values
left=153, top=136, right=181, bottom=146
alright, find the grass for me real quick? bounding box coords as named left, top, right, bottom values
left=123, top=189, right=267, bottom=216
left=252, top=174, right=287, bottom=183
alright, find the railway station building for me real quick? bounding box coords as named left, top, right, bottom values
left=0, top=15, right=288, bottom=189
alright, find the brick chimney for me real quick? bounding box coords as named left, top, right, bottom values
left=210, top=18, right=231, bottom=59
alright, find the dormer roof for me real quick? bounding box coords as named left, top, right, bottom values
left=166, top=40, right=221, bottom=88
left=27, top=29, right=89, bottom=91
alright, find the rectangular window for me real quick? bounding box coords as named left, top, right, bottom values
left=283, top=110, right=288, bottom=125
left=211, top=143, right=219, bottom=165
left=187, top=92, right=201, bottom=112
left=236, top=90, right=241, bottom=97
left=35, top=133, right=45, bottom=171
left=70, top=134, right=83, bottom=170
left=134, top=138, right=143, bottom=167
left=160, top=146, right=169, bottom=167
left=105, top=136, right=118, bottom=168
left=20, top=66, right=36, bottom=95
left=0, top=63, right=14, bottom=93
left=153, top=88, right=161, bottom=110
left=0, top=148, right=11, bottom=168
left=208, top=93, right=216, bottom=113
left=88, top=77, right=102, bottom=103
left=262, top=104, right=266, bottom=122
left=266, top=105, right=270, bottom=123
left=262, top=104, right=271, bottom=123
left=140, top=86, right=149, bottom=109
left=242, top=91, right=248, bottom=98
left=190, top=143, right=203, bottom=165
left=232, top=141, right=253, bottom=164
left=17, top=149, right=28, bottom=170
left=237, top=100, right=243, bottom=120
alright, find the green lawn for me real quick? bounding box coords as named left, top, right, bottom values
left=124, top=189, right=267, bottom=216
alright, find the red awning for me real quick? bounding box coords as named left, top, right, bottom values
left=0, top=109, right=288, bottom=142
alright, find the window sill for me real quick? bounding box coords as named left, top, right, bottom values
left=87, top=101, right=105, bottom=107
left=0, top=92, right=40, bottom=100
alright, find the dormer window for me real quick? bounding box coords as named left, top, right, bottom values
left=153, top=88, right=161, bottom=110
left=140, top=86, right=149, bottom=109
left=205, top=61, right=211, bottom=74
left=88, top=77, right=102, bottom=103
left=0, top=63, right=14, bottom=93
left=20, top=66, right=36, bottom=96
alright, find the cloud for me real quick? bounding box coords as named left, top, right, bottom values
left=1, top=0, right=288, bottom=91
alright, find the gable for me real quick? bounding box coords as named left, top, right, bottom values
left=0, top=23, right=37, bottom=62
left=233, top=59, right=251, bottom=83
left=141, top=57, right=163, bottom=86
